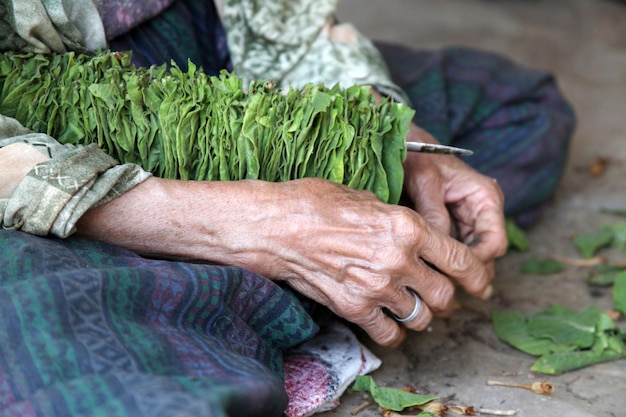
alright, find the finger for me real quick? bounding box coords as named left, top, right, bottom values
left=360, top=307, right=408, bottom=347
left=452, top=199, right=507, bottom=266
left=386, top=288, right=434, bottom=331
left=416, top=225, right=492, bottom=300
left=412, top=182, right=452, bottom=236
left=466, top=206, right=508, bottom=263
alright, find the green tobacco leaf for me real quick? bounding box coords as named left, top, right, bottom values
left=601, top=206, right=626, bottom=217
left=0, top=51, right=412, bottom=204
left=521, top=257, right=565, bottom=274
left=572, top=230, right=613, bottom=258
left=350, top=375, right=437, bottom=411
left=506, top=218, right=530, bottom=251
left=601, top=223, right=626, bottom=249
left=527, top=306, right=603, bottom=349
left=530, top=346, right=625, bottom=375
left=614, top=272, right=626, bottom=314
left=492, top=311, right=556, bottom=356
left=493, top=307, right=626, bottom=375
left=584, top=265, right=626, bottom=286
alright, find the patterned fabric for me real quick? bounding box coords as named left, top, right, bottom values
left=0, top=229, right=318, bottom=417
left=108, top=0, right=231, bottom=74
left=0, top=120, right=151, bottom=238
left=0, top=0, right=105, bottom=53
left=219, top=0, right=408, bottom=103
left=375, top=42, right=575, bottom=226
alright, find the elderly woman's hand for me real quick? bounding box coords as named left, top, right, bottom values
left=251, top=178, right=495, bottom=347
left=76, top=176, right=496, bottom=347
left=402, top=123, right=508, bottom=287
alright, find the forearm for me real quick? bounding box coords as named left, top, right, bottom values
left=75, top=177, right=291, bottom=271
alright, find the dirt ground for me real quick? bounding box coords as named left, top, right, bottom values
left=321, top=1, right=626, bottom=416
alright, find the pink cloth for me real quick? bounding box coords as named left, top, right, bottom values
left=284, top=322, right=381, bottom=417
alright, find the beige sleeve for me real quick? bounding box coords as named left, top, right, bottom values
left=0, top=115, right=151, bottom=238
left=1, top=0, right=106, bottom=53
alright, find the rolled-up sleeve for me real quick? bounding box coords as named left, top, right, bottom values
left=0, top=115, right=151, bottom=238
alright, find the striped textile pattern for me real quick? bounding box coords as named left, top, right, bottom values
left=0, top=229, right=318, bottom=417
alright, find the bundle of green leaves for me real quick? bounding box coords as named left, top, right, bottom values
left=493, top=306, right=626, bottom=375
left=0, top=51, right=415, bottom=204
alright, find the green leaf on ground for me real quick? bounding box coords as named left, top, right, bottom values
left=527, top=306, right=601, bottom=349
left=601, top=206, right=626, bottom=217
left=614, top=272, right=626, bottom=314
left=506, top=218, right=530, bottom=251
left=350, top=375, right=437, bottom=411
left=584, top=265, right=626, bottom=286
left=601, top=223, right=626, bottom=249
left=492, top=306, right=626, bottom=375
left=531, top=345, right=625, bottom=374
left=521, top=257, right=566, bottom=274
left=572, top=230, right=613, bottom=258
left=492, top=311, right=557, bottom=356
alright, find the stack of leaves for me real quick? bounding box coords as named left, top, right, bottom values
left=493, top=305, right=626, bottom=375
left=0, top=51, right=415, bottom=204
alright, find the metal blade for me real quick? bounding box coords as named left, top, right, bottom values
left=406, top=142, right=473, bottom=156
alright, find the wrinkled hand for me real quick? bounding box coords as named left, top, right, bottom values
left=402, top=123, right=507, bottom=285
left=77, top=157, right=504, bottom=348
left=222, top=178, right=498, bottom=347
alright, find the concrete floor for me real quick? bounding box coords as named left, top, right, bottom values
left=322, top=0, right=626, bottom=416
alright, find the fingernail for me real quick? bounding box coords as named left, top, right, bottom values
left=480, top=285, right=494, bottom=300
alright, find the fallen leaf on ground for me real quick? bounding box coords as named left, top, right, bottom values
left=614, top=273, right=626, bottom=314
left=492, top=306, right=626, bottom=375
left=349, top=376, right=437, bottom=412
left=521, top=257, right=565, bottom=274
left=572, top=230, right=613, bottom=259
left=506, top=218, right=530, bottom=251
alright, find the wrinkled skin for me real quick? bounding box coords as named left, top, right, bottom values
left=75, top=120, right=507, bottom=346
left=402, top=123, right=507, bottom=288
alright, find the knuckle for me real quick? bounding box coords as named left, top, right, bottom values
left=447, top=246, right=476, bottom=276
left=363, top=275, right=395, bottom=298
left=392, top=207, right=420, bottom=234
left=389, top=207, right=426, bottom=247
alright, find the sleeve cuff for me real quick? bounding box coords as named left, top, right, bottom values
left=2, top=143, right=151, bottom=238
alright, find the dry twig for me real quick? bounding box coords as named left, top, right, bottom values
left=486, top=380, right=554, bottom=395
left=477, top=408, right=517, bottom=416
left=549, top=254, right=605, bottom=267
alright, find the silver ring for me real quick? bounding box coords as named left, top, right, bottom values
left=393, top=290, right=422, bottom=323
